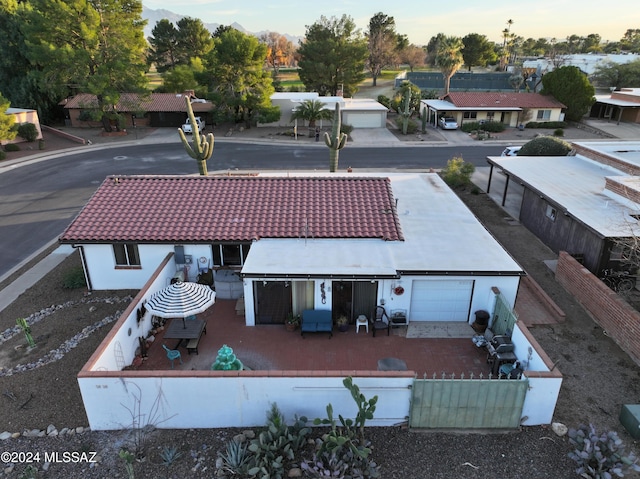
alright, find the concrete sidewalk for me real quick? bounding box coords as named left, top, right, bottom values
left=0, top=244, right=75, bottom=314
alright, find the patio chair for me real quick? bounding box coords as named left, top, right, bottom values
left=162, top=344, right=182, bottom=368
left=371, top=306, right=390, bottom=337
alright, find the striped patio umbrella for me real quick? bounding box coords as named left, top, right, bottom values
left=145, top=282, right=216, bottom=327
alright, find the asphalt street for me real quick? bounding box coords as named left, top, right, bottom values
left=0, top=140, right=505, bottom=279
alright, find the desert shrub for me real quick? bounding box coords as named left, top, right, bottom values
left=4, top=143, right=20, bottom=152
left=421, top=89, right=439, bottom=99
left=62, top=267, right=86, bottom=289
left=17, top=122, right=38, bottom=142
left=340, top=123, right=353, bottom=137
left=377, top=95, right=391, bottom=108
left=525, top=121, right=568, bottom=129
left=461, top=121, right=505, bottom=133
left=554, top=128, right=564, bottom=137
left=441, top=156, right=475, bottom=189
left=568, top=424, right=640, bottom=478
left=518, top=136, right=572, bottom=156
left=394, top=116, right=418, bottom=134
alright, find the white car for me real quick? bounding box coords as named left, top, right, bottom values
left=501, top=146, right=522, bottom=157
left=181, top=116, right=205, bottom=134
left=439, top=117, right=458, bottom=130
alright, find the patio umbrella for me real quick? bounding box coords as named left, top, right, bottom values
left=145, top=282, right=216, bottom=328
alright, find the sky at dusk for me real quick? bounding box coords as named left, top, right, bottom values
left=142, top=0, right=639, bottom=45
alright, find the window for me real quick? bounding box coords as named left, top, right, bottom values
left=113, top=243, right=140, bottom=267
left=537, top=110, right=551, bottom=120
left=463, top=111, right=477, bottom=120
left=545, top=205, right=557, bottom=221
left=486, top=112, right=495, bottom=120
left=211, top=242, right=252, bottom=266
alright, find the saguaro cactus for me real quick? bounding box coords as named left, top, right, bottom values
left=421, top=106, right=427, bottom=133
left=401, top=87, right=411, bottom=135
left=324, top=103, right=347, bottom=173
left=178, top=96, right=214, bottom=176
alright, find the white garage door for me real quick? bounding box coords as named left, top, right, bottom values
left=343, top=112, right=384, bottom=128
left=410, top=280, right=474, bottom=321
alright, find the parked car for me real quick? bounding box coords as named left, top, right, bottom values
left=181, top=116, right=205, bottom=134
left=439, top=117, right=458, bottom=130
left=501, top=146, right=522, bottom=157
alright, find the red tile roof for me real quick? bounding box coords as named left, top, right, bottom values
left=443, top=92, right=566, bottom=109
left=60, top=93, right=212, bottom=113
left=59, top=176, right=404, bottom=243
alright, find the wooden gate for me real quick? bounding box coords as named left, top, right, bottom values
left=409, top=375, right=528, bottom=429
left=492, top=291, right=518, bottom=336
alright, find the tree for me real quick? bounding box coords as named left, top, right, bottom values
left=398, top=44, right=425, bottom=71
left=161, top=58, right=207, bottom=94
left=541, top=66, right=595, bottom=122
left=0, top=93, right=17, bottom=142
left=259, top=31, right=295, bottom=75
left=175, top=17, right=214, bottom=65
left=205, top=28, right=279, bottom=127
left=435, top=36, right=464, bottom=95
left=592, top=59, right=640, bottom=90
left=518, top=136, right=572, bottom=156
left=366, top=12, right=397, bottom=86
left=147, top=19, right=179, bottom=72
left=297, top=15, right=367, bottom=97
left=425, top=33, right=446, bottom=66
left=25, top=0, right=148, bottom=132
left=462, top=33, right=497, bottom=71
left=620, top=29, right=640, bottom=53
left=290, top=99, right=332, bottom=127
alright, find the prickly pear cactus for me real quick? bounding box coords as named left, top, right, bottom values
left=323, top=103, right=347, bottom=172
left=178, top=96, right=214, bottom=176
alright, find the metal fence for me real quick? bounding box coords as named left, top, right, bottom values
left=409, top=373, right=528, bottom=429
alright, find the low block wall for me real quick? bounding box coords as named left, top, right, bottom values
left=556, top=251, right=640, bottom=366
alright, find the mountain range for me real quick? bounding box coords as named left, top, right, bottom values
left=141, top=5, right=302, bottom=45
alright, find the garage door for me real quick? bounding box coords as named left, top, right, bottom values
left=410, top=280, right=474, bottom=321
left=343, top=112, right=384, bottom=128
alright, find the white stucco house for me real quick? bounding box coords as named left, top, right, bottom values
left=261, top=92, right=388, bottom=129
left=59, top=172, right=524, bottom=326
left=1, top=108, right=43, bottom=146
left=61, top=171, right=566, bottom=430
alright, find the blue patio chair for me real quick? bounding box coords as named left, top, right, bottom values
left=162, top=344, right=182, bottom=368
left=185, top=315, right=196, bottom=321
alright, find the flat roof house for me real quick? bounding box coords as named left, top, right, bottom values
left=486, top=141, right=640, bottom=275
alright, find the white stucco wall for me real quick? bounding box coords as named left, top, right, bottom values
left=78, top=375, right=414, bottom=430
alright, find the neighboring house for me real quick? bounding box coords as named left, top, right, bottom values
left=59, top=172, right=524, bottom=326
left=523, top=53, right=640, bottom=76
left=422, top=92, right=566, bottom=129
left=61, top=91, right=212, bottom=128
left=486, top=141, right=640, bottom=275
left=590, top=88, right=640, bottom=125
left=262, top=92, right=388, bottom=129
left=1, top=108, right=43, bottom=146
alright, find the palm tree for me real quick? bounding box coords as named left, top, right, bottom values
left=435, top=36, right=464, bottom=95
left=290, top=99, right=333, bottom=127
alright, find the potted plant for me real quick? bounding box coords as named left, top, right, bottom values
left=285, top=313, right=300, bottom=331
left=336, top=315, right=349, bottom=332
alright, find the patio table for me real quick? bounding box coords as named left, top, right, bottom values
left=163, top=318, right=207, bottom=349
